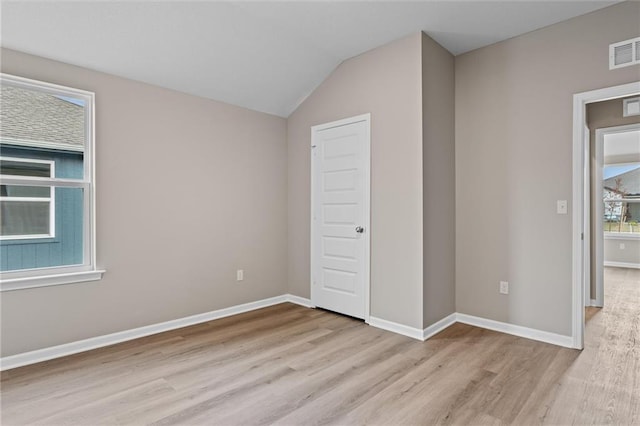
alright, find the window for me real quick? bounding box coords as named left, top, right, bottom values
left=603, top=164, right=640, bottom=237
left=0, top=74, right=103, bottom=291
left=1, top=157, right=55, bottom=239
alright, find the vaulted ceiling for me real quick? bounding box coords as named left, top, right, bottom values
left=1, top=1, right=621, bottom=117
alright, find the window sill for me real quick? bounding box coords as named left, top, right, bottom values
left=0, top=270, right=105, bottom=292
left=604, top=233, right=640, bottom=240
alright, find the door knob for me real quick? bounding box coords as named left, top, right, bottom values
left=355, top=226, right=364, bottom=233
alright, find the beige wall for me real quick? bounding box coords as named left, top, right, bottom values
left=0, top=48, right=288, bottom=357
left=287, top=33, right=425, bottom=329
left=586, top=97, right=640, bottom=297
left=455, top=1, right=640, bottom=336
left=421, top=34, right=456, bottom=328
left=3, top=1, right=639, bottom=356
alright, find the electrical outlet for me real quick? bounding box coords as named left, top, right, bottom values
left=500, top=281, right=509, bottom=294
left=556, top=200, right=568, bottom=215
left=620, top=243, right=625, bottom=250
left=236, top=269, right=244, bottom=281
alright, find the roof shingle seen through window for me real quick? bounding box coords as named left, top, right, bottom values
left=0, top=85, right=85, bottom=147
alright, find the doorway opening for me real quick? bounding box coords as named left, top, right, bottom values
left=594, top=124, right=640, bottom=308
left=572, top=82, right=640, bottom=349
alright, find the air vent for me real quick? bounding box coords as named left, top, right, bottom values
left=610, top=37, right=640, bottom=69
left=623, top=97, right=640, bottom=117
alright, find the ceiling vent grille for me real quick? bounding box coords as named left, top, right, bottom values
left=610, top=37, right=640, bottom=69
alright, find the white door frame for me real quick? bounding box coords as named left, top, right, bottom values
left=310, top=113, right=371, bottom=323
left=594, top=123, right=640, bottom=308
left=572, top=81, right=640, bottom=349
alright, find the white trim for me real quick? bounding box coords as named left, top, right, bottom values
left=590, top=299, right=601, bottom=307
left=456, top=313, right=574, bottom=348
left=1, top=137, right=84, bottom=153
left=285, top=294, right=314, bottom=308
left=310, top=113, right=371, bottom=323
left=1, top=197, right=52, bottom=202
left=0, top=155, right=55, bottom=166
left=596, top=127, right=605, bottom=307
left=0, top=156, right=56, bottom=240
left=604, top=261, right=640, bottom=269
left=0, top=233, right=52, bottom=241
left=572, top=92, right=587, bottom=348
left=0, top=269, right=105, bottom=292
left=0, top=176, right=90, bottom=187
left=0, top=73, right=101, bottom=288
left=572, top=81, right=640, bottom=351
left=362, top=116, right=371, bottom=323
left=0, top=294, right=313, bottom=370
left=596, top=123, right=640, bottom=307
left=368, top=316, right=424, bottom=341
left=422, top=313, right=457, bottom=340
left=311, top=113, right=371, bottom=132
left=1, top=300, right=586, bottom=371
left=369, top=312, right=574, bottom=348
left=583, top=122, right=591, bottom=307
left=0, top=295, right=292, bottom=371
left=604, top=232, right=640, bottom=240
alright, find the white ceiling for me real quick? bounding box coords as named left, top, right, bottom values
left=1, top=1, right=620, bottom=117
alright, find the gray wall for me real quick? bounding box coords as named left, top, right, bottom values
left=455, top=1, right=640, bottom=336
left=287, top=33, right=425, bottom=329
left=604, top=238, right=640, bottom=265
left=1, top=48, right=288, bottom=357
left=587, top=97, right=640, bottom=297
left=421, top=33, right=456, bottom=328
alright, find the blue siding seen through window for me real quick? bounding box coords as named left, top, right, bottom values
left=0, top=146, right=84, bottom=271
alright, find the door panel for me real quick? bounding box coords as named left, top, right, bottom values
left=311, top=115, right=369, bottom=319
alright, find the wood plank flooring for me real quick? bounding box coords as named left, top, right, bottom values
left=1, top=267, right=638, bottom=425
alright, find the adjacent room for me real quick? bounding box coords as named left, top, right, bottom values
left=1, top=1, right=639, bottom=424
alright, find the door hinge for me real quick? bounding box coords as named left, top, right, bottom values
left=581, top=233, right=584, bottom=241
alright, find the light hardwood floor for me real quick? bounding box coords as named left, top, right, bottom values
left=1, top=267, right=638, bottom=425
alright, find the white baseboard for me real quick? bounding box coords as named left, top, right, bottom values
left=455, top=313, right=574, bottom=348
left=604, top=261, right=640, bottom=269
left=368, top=316, right=424, bottom=340
left=1, top=294, right=313, bottom=371
left=285, top=294, right=314, bottom=308
left=368, top=313, right=457, bottom=341
left=346, top=312, right=575, bottom=348
left=1, top=295, right=577, bottom=371
left=422, top=313, right=457, bottom=340
left=589, top=299, right=604, bottom=307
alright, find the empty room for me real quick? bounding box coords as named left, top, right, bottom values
left=1, top=1, right=639, bottom=424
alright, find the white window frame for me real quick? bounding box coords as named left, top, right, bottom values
left=0, top=73, right=104, bottom=291
left=599, top=147, right=640, bottom=241
left=602, top=197, right=640, bottom=240
left=0, top=156, right=56, bottom=240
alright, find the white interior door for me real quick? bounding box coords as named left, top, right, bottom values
left=311, top=114, right=370, bottom=320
